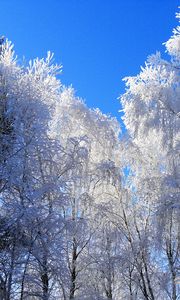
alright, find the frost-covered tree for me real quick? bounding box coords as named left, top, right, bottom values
left=50, top=87, right=122, bottom=299
left=121, top=11, right=180, bottom=300
left=0, top=38, right=122, bottom=300
left=0, top=39, right=66, bottom=299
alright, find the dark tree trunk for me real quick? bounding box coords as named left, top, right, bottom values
left=69, top=237, right=77, bottom=299
left=41, top=254, right=49, bottom=300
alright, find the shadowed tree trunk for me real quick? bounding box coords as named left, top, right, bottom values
left=41, top=253, right=49, bottom=300
left=69, top=237, right=77, bottom=299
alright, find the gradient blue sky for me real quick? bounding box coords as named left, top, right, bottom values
left=0, top=0, right=179, bottom=124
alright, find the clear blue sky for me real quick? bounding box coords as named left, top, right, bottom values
left=0, top=0, right=179, bottom=124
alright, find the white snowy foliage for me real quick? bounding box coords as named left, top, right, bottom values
left=165, top=12, right=180, bottom=65
left=121, top=17, right=180, bottom=186
left=120, top=14, right=180, bottom=300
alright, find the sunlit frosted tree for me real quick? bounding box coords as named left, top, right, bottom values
left=121, top=11, right=180, bottom=300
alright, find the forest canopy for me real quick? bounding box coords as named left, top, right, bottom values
left=0, top=11, right=179, bottom=300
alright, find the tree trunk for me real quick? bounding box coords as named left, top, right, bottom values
left=6, top=240, right=16, bottom=300
left=166, top=214, right=177, bottom=300
left=41, top=254, right=49, bottom=300
left=70, top=237, right=77, bottom=299
left=20, top=250, right=31, bottom=300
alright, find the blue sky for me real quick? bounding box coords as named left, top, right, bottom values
left=0, top=0, right=179, bottom=124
